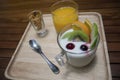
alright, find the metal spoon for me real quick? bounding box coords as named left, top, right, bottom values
left=29, top=39, right=60, bottom=74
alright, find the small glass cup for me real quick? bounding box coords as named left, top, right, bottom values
left=50, top=0, right=79, bottom=33
left=28, top=10, right=48, bottom=37
left=55, top=25, right=100, bottom=67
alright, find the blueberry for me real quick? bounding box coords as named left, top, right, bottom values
left=66, top=43, right=75, bottom=50
left=80, top=44, right=88, bottom=51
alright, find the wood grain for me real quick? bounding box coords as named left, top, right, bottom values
left=0, top=0, right=120, bottom=80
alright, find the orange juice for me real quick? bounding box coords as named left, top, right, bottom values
left=52, top=7, right=78, bottom=33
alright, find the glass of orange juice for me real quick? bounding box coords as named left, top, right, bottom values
left=51, top=0, right=79, bottom=33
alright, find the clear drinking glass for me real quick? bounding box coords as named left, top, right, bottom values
left=55, top=25, right=100, bottom=67
left=50, top=0, right=79, bottom=33
left=28, top=10, right=48, bottom=37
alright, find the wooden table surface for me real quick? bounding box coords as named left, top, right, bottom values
left=0, top=0, right=120, bottom=80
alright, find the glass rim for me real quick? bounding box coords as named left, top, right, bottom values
left=50, top=0, right=79, bottom=12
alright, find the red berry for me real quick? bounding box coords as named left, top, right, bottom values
left=66, top=43, right=75, bottom=50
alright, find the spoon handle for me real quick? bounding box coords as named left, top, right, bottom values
left=39, top=51, right=60, bottom=74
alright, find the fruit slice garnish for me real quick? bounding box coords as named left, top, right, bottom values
left=91, top=23, right=98, bottom=39
left=90, top=36, right=99, bottom=49
left=62, top=31, right=73, bottom=39
left=62, top=30, right=89, bottom=42
left=74, top=30, right=89, bottom=42
left=72, top=21, right=91, bottom=36
left=72, top=24, right=81, bottom=30
left=90, top=23, right=99, bottom=49
left=84, top=18, right=92, bottom=33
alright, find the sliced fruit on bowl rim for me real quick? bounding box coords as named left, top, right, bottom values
left=84, top=18, right=92, bottom=33
left=72, top=21, right=91, bottom=36
left=90, top=23, right=99, bottom=49
left=62, top=30, right=89, bottom=42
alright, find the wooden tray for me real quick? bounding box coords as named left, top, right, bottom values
left=5, top=12, right=112, bottom=80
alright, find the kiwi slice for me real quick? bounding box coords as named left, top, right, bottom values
left=62, top=32, right=73, bottom=39
left=90, top=36, right=99, bottom=49
left=91, top=23, right=98, bottom=39
left=62, top=30, right=89, bottom=42
left=90, top=23, right=99, bottom=49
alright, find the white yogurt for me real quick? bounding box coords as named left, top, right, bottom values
left=59, top=29, right=91, bottom=54
left=58, top=29, right=96, bottom=67
left=59, top=38, right=90, bottom=54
